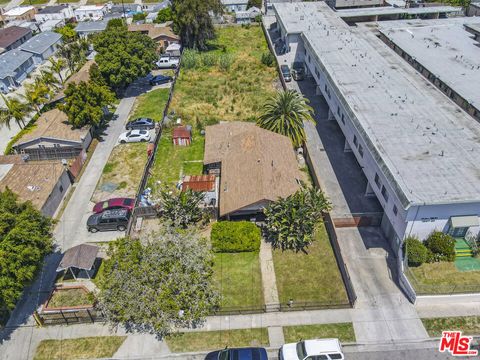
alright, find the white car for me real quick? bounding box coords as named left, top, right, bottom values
left=118, top=130, right=151, bottom=143
left=279, top=339, right=344, bottom=360
left=156, top=56, right=179, bottom=69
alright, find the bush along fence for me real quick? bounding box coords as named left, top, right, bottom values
left=126, top=56, right=183, bottom=235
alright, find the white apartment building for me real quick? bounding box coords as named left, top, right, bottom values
left=34, top=5, right=74, bottom=23
left=74, top=5, right=108, bottom=21
left=274, top=2, right=480, bottom=251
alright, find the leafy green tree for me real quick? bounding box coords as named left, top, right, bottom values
left=132, top=12, right=147, bottom=22
left=247, top=0, right=262, bottom=8
left=159, top=189, right=204, bottom=228
left=424, top=231, right=456, bottom=262
left=0, top=189, right=53, bottom=313
left=48, top=57, right=66, bottom=84
left=404, top=236, right=429, bottom=267
left=55, top=24, right=77, bottom=43
left=59, top=81, right=115, bottom=128
left=106, top=18, right=125, bottom=29
left=264, top=187, right=331, bottom=251
left=98, top=230, right=219, bottom=337
left=0, top=95, right=30, bottom=129
left=154, top=6, right=173, bottom=23
left=22, top=79, right=51, bottom=113
left=257, top=89, right=315, bottom=147
left=93, top=25, right=157, bottom=93
left=172, top=0, right=223, bottom=50
left=58, top=38, right=89, bottom=74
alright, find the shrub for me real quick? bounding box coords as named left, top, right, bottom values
left=424, top=231, right=456, bottom=262
left=261, top=52, right=275, bottom=67
left=219, top=54, right=233, bottom=71
left=404, top=237, right=428, bottom=267
left=182, top=49, right=200, bottom=69
left=202, top=53, right=218, bottom=67
left=211, top=221, right=261, bottom=252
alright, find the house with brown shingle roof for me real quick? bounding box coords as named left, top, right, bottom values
left=128, top=23, right=180, bottom=52
left=204, top=122, right=302, bottom=219
left=0, top=26, right=32, bottom=53
left=51, top=60, right=95, bottom=103
left=0, top=155, right=71, bottom=217
left=12, top=108, right=92, bottom=161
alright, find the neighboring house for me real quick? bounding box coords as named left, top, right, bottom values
left=39, top=19, right=64, bottom=32
left=3, top=6, right=36, bottom=22
left=74, top=5, right=108, bottom=21
left=181, top=174, right=218, bottom=208
left=12, top=109, right=92, bottom=161
left=165, top=43, right=181, bottom=57
left=0, top=49, right=35, bottom=93
left=235, top=6, right=261, bottom=24
left=222, top=0, right=249, bottom=12
left=172, top=126, right=191, bottom=146
left=128, top=23, right=180, bottom=52
left=75, top=20, right=108, bottom=38
left=0, top=26, right=32, bottom=53
left=35, top=5, right=74, bottom=23
left=5, top=20, right=39, bottom=33
left=145, top=12, right=157, bottom=23
left=51, top=60, right=95, bottom=103
left=468, top=2, right=480, bottom=16
left=0, top=155, right=72, bottom=217
left=464, top=23, right=480, bottom=42
left=204, top=122, right=302, bottom=220
left=18, top=31, right=62, bottom=65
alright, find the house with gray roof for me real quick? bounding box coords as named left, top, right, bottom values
left=75, top=20, right=108, bottom=38
left=0, top=49, right=35, bottom=93
left=222, top=0, right=249, bottom=12
left=18, top=31, right=62, bottom=64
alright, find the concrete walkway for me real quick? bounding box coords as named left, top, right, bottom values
left=259, top=240, right=280, bottom=311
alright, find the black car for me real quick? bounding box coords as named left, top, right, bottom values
left=292, top=62, right=305, bottom=81
left=87, top=209, right=130, bottom=233
left=126, top=117, right=155, bottom=130
left=280, top=64, right=292, bottom=82
left=205, top=347, right=268, bottom=360
left=149, top=74, right=173, bottom=86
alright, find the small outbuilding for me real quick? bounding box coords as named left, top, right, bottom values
left=56, top=244, right=99, bottom=280
left=172, top=126, right=191, bottom=146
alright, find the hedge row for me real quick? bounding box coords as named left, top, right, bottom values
left=211, top=221, right=261, bottom=253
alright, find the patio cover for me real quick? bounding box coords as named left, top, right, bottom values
left=56, top=244, right=99, bottom=272
left=451, top=215, right=479, bottom=228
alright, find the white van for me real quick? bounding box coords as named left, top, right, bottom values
left=156, top=56, right=179, bottom=69
left=279, top=339, right=344, bottom=360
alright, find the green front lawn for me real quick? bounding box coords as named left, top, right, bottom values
left=273, top=224, right=349, bottom=307
left=166, top=328, right=269, bottom=352
left=213, top=252, right=264, bottom=311
left=34, top=336, right=126, bottom=360
left=148, top=129, right=204, bottom=191
left=22, top=0, right=47, bottom=4
left=283, top=323, right=356, bottom=343
left=407, top=262, right=480, bottom=294
left=131, top=88, right=170, bottom=122
left=170, top=25, right=278, bottom=126
left=47, top=288, right=92, bottom=308
left=422, top=316, right=480, bottom=337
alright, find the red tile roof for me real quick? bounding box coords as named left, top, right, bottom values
left=182, top=175, right=215, bottom=192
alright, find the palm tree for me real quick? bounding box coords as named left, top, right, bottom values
left=23, top=79, right=50, bottom=113
left=0, top=95, right=30, bottom=129
left=257, top=89, right=315, bottom=147
left=40, top=69, right=62, bottom=90
left=48, top=57, right=66, bottom=84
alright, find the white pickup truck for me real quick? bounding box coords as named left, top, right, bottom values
left=156, top=56, right=179, bottom=69
left=279, top=339, right=344, bottom=360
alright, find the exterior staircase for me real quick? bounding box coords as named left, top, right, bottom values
left=455, top=238, right=473, bottom=258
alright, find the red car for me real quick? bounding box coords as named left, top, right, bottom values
left=93, top=198, right=135, bottom=214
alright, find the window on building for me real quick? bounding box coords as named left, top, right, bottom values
left=358, top=144, right=364, bottom=157
left=393, top=205, right=398, bottom=216
left=353, top=135, right=358, bottom=146
left=381, top=186, right=389, bottom=202
left=341, top=114, right=345, bottom=124
left=308, top=54, right=311, bottom=63
left=324, top=84, right=327, bottom=92
left=59, top=185, right=64, bottom=193
left=337, top=106, right=340, bottom=116
left=374, top=173, right=380, bottom=188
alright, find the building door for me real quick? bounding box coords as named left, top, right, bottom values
left=451, top=226, right=469, bottom=238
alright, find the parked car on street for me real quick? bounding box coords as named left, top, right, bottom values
left=292, top=62, right=305, bottom=81
left=156, top=55, right=179, bottom=69
left=280, top=64, right=292, bottom=82
left=205, top=347, right=268, bottom=360
left=93, top=198, right=135, bottom=214
left=87, top=209, right=131, bottom=233
left=126, top=117, right=155, bottom=130
left=149, top=74, right=173, bottom=86
left=118, top=130, right=151, bottom=143
left=279, top=339, right=344, bottom=360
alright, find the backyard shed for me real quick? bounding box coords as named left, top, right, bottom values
left=56, top=244, right=99, bottom=279
left=172, top=126, right=191, bottom=146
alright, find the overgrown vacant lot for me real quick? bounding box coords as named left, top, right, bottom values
left=273, top=224, right=349, bottom=307
left=93, top=143, right=148, bottom=202
left=166, top=328, right=269, bottom=352
left=213, top=252, right=264, bottom=311
left=407, top=262, right=480, bottom=294
left=170, top=25, right=279, bottom=125
left=34, top=336, right=126, bottom=360
left=131, top=87, right=170, bottom=122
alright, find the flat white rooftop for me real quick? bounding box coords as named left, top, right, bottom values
left=75, top=5, right=107, bottom=11
left=336, top=5, right=462, bottom=18
left=275, top=2, right=480, bottom=207
left=4, top=6, right=34, bottom=16
left=377, top=18, right=480, bottom=111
